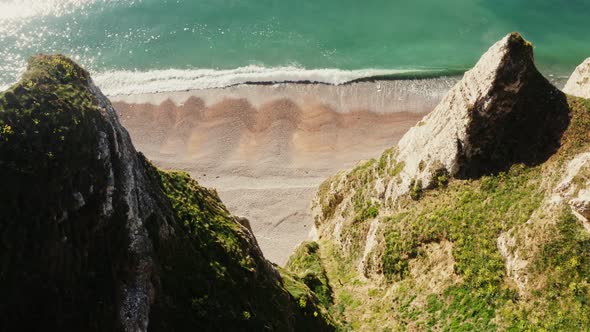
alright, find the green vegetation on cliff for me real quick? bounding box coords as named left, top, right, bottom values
left=0, top=55, right=334, bottom=331
left=4, top=49, right=590, bottom=331
left=144, top=165, right=336, bottom=331
left=310, top=96, right=590, bottom=331
left=506, top=208, right=590, bottom=331
left=285, top=241, right=333, bottom=308
left=384, top=165, right=541, bottom=288
left=0, top=55, right=125, bottom=331
left=0, top=55, right=103, bottom=203
left=382, top=164, right=542, bottom=331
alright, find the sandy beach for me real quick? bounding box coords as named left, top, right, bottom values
left=110, top=79, right=456, bottom=264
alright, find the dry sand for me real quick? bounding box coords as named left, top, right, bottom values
left=109, top=79, right=456, bottom=264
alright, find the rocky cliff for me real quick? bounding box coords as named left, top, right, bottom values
left=3, top=37, right=590, bottom=332
left=395, top=33, right=568, bottom=182
left=0, top=55, right=335, bottom=331
left=311, top=33, right=590, bottom=330
left=564, top=57, right=590, bottom=99
left=313, top=32, right=569, bottom=275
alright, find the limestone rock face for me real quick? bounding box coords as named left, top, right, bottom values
left=552, top=152, right=590, bottom=229
left=570, top=190, right=590, bottom=220
left=394, top=33, right=568, bottom=193
left=564, top=58, right=590, bottom=98
left=0, top=56, right=333, bottom=332
left=312, top=33, right=570, bottom=277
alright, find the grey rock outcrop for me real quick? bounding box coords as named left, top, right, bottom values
left=312, top=33, right=570, bottom=276
left=564, top=58, right=590, bottom=98
left=393, top=33, right=568, bottom=196
left=552, top=152, right=590, bottom=229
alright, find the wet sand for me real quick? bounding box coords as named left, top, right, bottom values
left=109, top=79, right=455, bottom=264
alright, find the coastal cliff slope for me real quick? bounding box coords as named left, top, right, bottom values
left=564, top=58, right=590, bottom=99
left=0, top=55, right=334, bottom=331
left=309, top=33, right=590, bottom=330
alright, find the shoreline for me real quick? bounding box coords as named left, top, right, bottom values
left=92, top=66, right=465, bottom=96
left=109, top=78, right=457, bottom=114
left=1, top=68, right=570, bottom=97
left=101, top=73, right=569, bottom=101
left=112, top=79, right=443, bottom=264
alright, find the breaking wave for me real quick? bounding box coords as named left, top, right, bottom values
left=92, top=65, right=459, bottom=95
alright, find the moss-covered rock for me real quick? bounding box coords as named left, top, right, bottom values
left=0, top=55, right=334, bottom=331
left=285, top=241, right=333, bottom=308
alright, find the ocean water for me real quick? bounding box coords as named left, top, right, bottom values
left=0, top=0, right=589, bottom=94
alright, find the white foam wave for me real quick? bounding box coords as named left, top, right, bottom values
left=92, top=65, right=426, bottom=95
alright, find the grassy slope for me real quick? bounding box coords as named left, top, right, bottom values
left=285, top=241, right=334, bottom=308
left=311, top=97, right=590, bottom=331
left=144, top=165, right=338, bottom=331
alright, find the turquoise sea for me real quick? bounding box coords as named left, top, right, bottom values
left=1, top=0, right=589, bottom=94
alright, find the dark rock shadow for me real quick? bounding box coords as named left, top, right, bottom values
left=456, top=40, right=571, bottom=178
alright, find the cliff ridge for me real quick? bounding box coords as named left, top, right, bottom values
left=0, top=55, right=334, bottom=331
